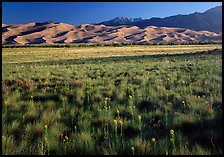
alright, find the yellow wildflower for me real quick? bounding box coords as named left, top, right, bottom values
left=117, top=109, right=120, bottom=114
left=138, top=115, right=142, bottom=121
left=44, top=125, right=48, bottom=129
left=119, top=120, right=123, bottom=125
left=131, top=146, right=135, bottom=154
left=129, top=95, right=133, bottom=99
left=151, top=137, right=156, bottom=142
left=131, top=146, right=135, bottom=151
left=113, top=119, right=117, bottom=125
left=170, top=129, right=174, bottom=135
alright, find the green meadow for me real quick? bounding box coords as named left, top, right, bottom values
left=2, top=44, right=222, bottom=155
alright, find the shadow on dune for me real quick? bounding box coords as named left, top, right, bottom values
left=2, top=26, right=10, bottom=33
left=19, top=26, right=47, bottom=36
left=27, top=37, right=46, bottom=44
left=73, top=35, right=97, bottom=43
left=53, top=31, right=69, bottom=38
left=4, top=35, right=18, bottom=44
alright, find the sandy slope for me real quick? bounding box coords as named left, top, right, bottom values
left=2, top=22, right=222, bottom=45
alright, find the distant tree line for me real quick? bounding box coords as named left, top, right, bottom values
left=2, top=41, right=221, bottom=48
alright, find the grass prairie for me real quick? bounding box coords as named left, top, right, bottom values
left=2, top=44, right=222, bottom=155
left=2, top=44, right=221, bottom=63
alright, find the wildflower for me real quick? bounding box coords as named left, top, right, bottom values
left=182, top=101, right=185, bottom=104
left=99, top=109, right=102, bottom=112
left=113, top=119, right=117, bottom=126
left=133, top=105, right=136, bottom=109
left=170, top=138, right=174, bottom=143
left=114, top=119, right=118, bottom=135
left=170, top=129, right=174, bottom=135
left=129, top=95, right=133, bottom=99
left=129, top=105, right=132, bottom=110
left=182, top=80, right=185, bottom=84
left=197, top=95, right=200, bottom=99
left=119, top=120, right=123, bottom=125
left=65, top=136, right=69, bottom=140
left=151, top=137, right=156, bottom=142
left=131, top=146, right=135, bottom=154
left=138, top=115, right=142, bottom=121
left=117, top=109, right=120, bottom=114
left=44, top=125, right=48, bottom=129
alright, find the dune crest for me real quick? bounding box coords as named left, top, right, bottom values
left=2, top=22, right=222, bottom=45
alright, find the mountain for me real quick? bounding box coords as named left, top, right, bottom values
left=2, top=21, right=222, bottom=45
left=97, top=17, right=144, bottom=26
left=98, top=5, right=222, bottom=33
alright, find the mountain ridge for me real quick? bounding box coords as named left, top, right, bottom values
left=97, top=17, right=145, bottom=26
left=97, top=5, right=222, bottom=33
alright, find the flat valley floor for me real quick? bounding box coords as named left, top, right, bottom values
left=2, top=44, right=222, bottom=155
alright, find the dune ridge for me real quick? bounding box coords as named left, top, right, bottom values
left=2, top=22, right=222, bottom=45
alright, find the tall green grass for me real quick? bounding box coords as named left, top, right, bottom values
left=2, top=47, right=222, bottom=155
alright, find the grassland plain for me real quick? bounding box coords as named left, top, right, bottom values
left=2, top=44, right=222, bottom=155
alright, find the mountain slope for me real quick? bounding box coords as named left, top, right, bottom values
left=131, top=5, right=222, bottom=33
left=2, top=21, right=222, bottom=45
left=98, top=6, right=222, bottom=33
left=97, top=17, right=144, bottom=26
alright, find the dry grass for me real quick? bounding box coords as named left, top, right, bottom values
left=2, top=44, right=221, bottom=63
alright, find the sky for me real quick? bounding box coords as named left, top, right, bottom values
left=2, top=2, right=222, bottom=25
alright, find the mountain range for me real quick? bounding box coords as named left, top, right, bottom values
left=97, top=5, right=222, bottom=33
left=2, top=5, right=222, bottom=45
left=97, top=17, right=145, bottom=26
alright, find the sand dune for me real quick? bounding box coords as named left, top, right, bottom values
left=2, top=22, right=222, bottom=45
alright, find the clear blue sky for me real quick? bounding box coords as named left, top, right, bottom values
left=2, top=2, right=222, bottom=25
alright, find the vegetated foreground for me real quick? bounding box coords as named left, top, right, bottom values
left=2, top=45, right=222, bottom=155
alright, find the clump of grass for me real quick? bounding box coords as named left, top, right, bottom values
left=14, top=78, right=35, bottom=92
